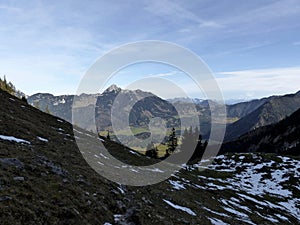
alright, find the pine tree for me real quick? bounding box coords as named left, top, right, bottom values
left=106, top=130, right=111, bottom=140
left=21, top=96, right=28, bottom=104
left=191, top=130, right=207, bottom=162
left=154, top=146, right=158, bottom=159
left=179, top=126, right=207, bottom=163
left=181, top=126, right=198, bottom=153
left=146, top=142, right=157, bottom=158
left=166, top=128, right=177, bottom=155
left=0, top=75, right=15, bottom=95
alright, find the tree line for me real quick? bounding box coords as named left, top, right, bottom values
left=0, top=75, right=53, bottom=114
left=0, top=75, right=27, bottom=103
left=145, top=126, right=208, bottom=163
left=0, top=75, right=17, bottom=95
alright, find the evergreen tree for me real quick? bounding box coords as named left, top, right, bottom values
left=21, top=96, right=28, bottom=104
left=145, top=142, right=157, bottom=158
left=106, top=130, right=111, bottom=140
left=181, top=126, right=198, bottom=153
left=179, top=126, right=207, bottom=163
left=154, top=146, right=158, bottom=159
left=191, top=133, right=207, bottom=162
left=166, top=128, right=177, bottom=155
left=0, top=75, right=15, bottom=95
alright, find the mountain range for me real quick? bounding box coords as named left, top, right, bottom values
left=28, top=85, right=300, bottom=144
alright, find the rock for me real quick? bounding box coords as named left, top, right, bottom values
left=73, top=208, right=80, bottom=215
left=13, top=176, right=25, bottom=181
left=0, top=196, right=12, bottom=202
left=36, top=155, right=68, bottom=176
left=0, top=158, right=24, bottom=169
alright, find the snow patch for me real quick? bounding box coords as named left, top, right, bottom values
left=169, top=180, right=186, bottom=190
left=99, top=153, right=109, bottom=159
left=0, top=135, right=31, bottom=144
left=163, top=199, right=196, bottom=216
left=37, top=136, right=48, bottom=142
left=208, top=217, right=230, bottom=225
left=129, top=150, right=139, bottom=155
left=145, top=167, right=164, bottom=173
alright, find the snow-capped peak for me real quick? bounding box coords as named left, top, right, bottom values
left=103, top=84, right=121, bottom=93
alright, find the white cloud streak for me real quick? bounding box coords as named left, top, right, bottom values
left=144, top=0, right=222, bottom=29
left=216, top=67, right=300, bottom=98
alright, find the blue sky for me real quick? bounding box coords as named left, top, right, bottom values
left=0, top=0, right=300, bottom=100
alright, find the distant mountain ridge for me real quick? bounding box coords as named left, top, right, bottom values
left=221, top=106, right=300, bottom=155
left=28, top=85, right=181, bottom=134
left=226, top=97, right=269, bottom=119
left=95, top=85, right=179, bottom=131
left=28, top=92, right=101, bottom=130
left=225, top=91, right=300, bottom=141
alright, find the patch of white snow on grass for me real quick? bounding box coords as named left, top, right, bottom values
left=0, top=135, right=30, bottom=144
left=278, top=199, right=300, bottom=220
left=37, top=136, right=48, bottom=142
left=169, top=180, right=186, bottom=190
left=208, top=217, right=230, bottom=225
left=163, top=199, right=196, bottom=216
left=146, top=167, right=164, bottom=173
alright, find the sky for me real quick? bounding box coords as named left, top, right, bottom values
left=0, top=0, right=300, bottom=100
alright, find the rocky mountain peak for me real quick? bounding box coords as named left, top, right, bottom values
left=103, top=84, right=121, bottom=94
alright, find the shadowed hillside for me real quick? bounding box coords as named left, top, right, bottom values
left=225, top=91, right=300, bottom=141
left=221, top=107, right=300, bottom=155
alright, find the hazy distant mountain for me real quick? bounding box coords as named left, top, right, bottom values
left=167, top=97, right=205, bottom=104
left=225, top=91, right=300, bottom=141
left=95, top=85, right=179, bottom=131
left=28, top=93, right=102, bottom=132
left=225, top=98, right=255, bottom=105
left=28, top=85, right=182, bottom=134
left=28, top=93, right=100, bottom=123
left=168, top=97, right=254, bottom=106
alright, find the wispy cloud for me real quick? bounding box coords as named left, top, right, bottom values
left=144, top=0, right=222, bottom=29
left=204, top=41, right=272, bottom=57
left=151, top=71, right=180, bottom=77
left=0, top=4, right=22, bottom=12
left=216, top=67, right=300, bottom=99
left=219, top=0, right=300, bottom=36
